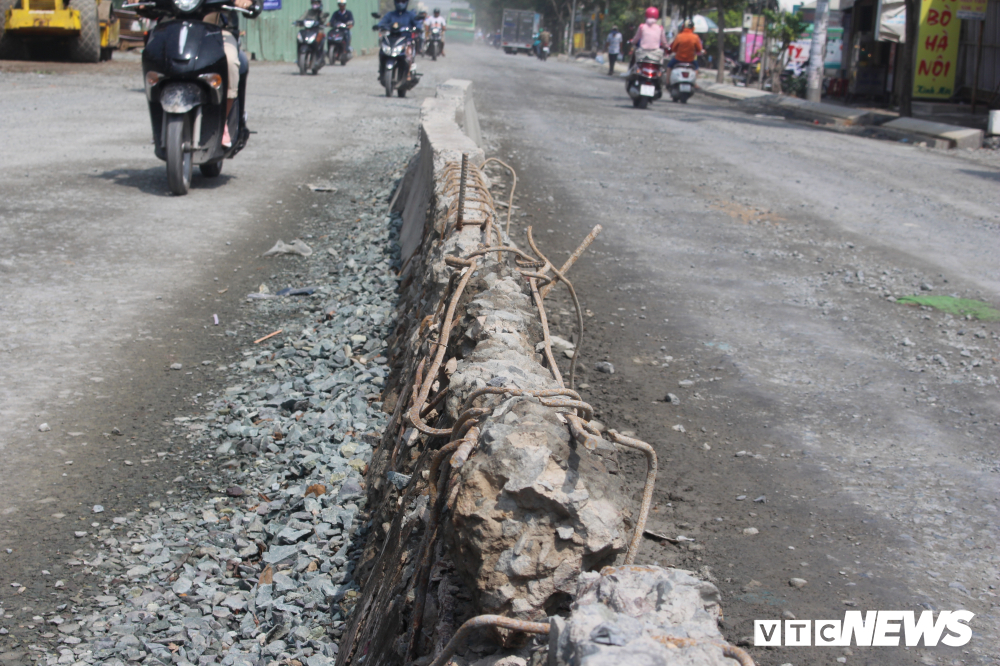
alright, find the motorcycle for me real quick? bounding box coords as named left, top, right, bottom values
left=327, top=22, right=351, bottom=65
left=426, top=25, right=441, bottom=60
left=668, top=62, right=696, bottom=103
left=131, top=0, right=260, bottom=195
left=626, top=51, right=662, bottom=109
left=294, top=13, right=327, bottom=74
left=538, top=43, right=549, bottom=60
left=371, top=13, right=419, bottom=98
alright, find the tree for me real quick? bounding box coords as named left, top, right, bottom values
left=762, top=8, right=807, bottom=93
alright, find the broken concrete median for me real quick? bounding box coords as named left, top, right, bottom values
left=335, top=80, right=752, bottom=666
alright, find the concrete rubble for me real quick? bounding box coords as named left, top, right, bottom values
left=335, top=80, right=748, bottom=666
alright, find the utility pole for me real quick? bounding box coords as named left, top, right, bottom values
left=899, top=0, right=919, bottom=116
left=716, top=4, right=726, bottom=83
left=806, top=0, right=829, bottom=102
left=569, top=0, right=578, bottom=55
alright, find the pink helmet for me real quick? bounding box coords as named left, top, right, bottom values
left=645, top=6, right=659, bottom=19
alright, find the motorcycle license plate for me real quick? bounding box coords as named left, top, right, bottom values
left=640, top=84, right=655, bottom=97
left=679, top=83, right=692, bottom=92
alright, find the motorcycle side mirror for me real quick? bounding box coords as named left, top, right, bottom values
left=370, top=11, right=380, bottom=18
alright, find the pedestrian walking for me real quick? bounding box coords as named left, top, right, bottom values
left=606, top=25, right=622, bottom=75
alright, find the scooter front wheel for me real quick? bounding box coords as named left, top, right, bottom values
left=165, top=113, right=192, bottom=195
left=383, top=69, right=393, bottom=97
left=298, top=49, right=308, bottom=75
left=166, top=113, right=191, bottom=196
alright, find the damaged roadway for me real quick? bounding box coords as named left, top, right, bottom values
left=1, top=42, right=999, bottom=666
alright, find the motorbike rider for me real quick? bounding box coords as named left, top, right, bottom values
left=298, top=0, right=327, bottom=26
left=665, top=20, right=704, bottom=83
left=424, top=7, right=446, bottom=56
left=629, top=6, right=668, bottom=69
left=330, top=0, right=354, bottom=51
left=203, top=0, right=256, bottom=147
left=376, top=0, right=419, bottom=78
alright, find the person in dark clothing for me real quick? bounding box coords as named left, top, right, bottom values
left=375, top=0, right=418, bottom=78
left=330, top=0, right=353, bottom=49
left=376, top=0, right=418, bottom=31
left=299, top=0, right=326, bottom=23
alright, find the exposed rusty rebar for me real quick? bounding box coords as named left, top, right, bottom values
left=455, top=153, right=468, bottom=231
left=482, top=157, right=517, bottom=236
left=564, top=413, right=602, bottom=452
left=539, top=224, right=603, bottom=299
left=458, top=386, right=582, bottom=413
left=529, top=276, right=564, bottom=387
left=526, top=226, right=584, bottom=390
left=427, top=615, right=550, bottom=666
left=606, top=429, right=658, bottom=565
left=537, top=397, right=593, bottom=421
left=407, top=260, right=479, bottom=436
left=409, top=426, right=481, bottom=662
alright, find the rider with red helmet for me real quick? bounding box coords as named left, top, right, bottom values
left=631, top=6, right=668, bottom=52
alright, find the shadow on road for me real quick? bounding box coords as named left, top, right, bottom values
left=93, top=166, right=235, bottom=196
left=958, top=168, right=1000, bottom=182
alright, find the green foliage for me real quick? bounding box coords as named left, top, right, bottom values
left=896, top=296, right=1000, bottom=321
left=701, top=7, right=742, bottom=54
left=763, top=9, right=807, bottom=51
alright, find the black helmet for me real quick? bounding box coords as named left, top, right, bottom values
left=432, top=7, right=439, bottom=13
left=394, top=0, right=407, bottom=11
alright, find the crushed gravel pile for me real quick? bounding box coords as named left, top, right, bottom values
left=14, top=166, right=409, bottom=666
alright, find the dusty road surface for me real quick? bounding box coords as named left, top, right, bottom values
left=426, top=47, right=1000, bottom=666
left=1, top=43, right=998, bottom=666
left=0, top=50, right=459, bottom=645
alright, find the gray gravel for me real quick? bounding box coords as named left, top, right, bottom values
left=9, top=171, right=407, bottom=666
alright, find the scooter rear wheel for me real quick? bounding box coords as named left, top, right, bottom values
left=636, top=97, right=649, bottom=109
left=383, top=69, right=393, bottom=97
left=165, top=113, right=192, bottom=196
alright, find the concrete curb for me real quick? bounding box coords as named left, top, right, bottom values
left=698, top=79, right=984, bottom=147
left=699, top=81, right=874, bottom=126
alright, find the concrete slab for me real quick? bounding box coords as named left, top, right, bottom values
left=773, top=97, right=875, bottom=126
left=882, top=117, right=984, bottom=149
left=698, top=81, right=775, bottom=102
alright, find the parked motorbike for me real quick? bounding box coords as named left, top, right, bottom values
left=295, top=13, right=327, bottom=74
left=132, top=0, right=260, bottom=195
left=626, top=53, right=662, bottom=109
left=327, top=22, right=351, bottom=65
left=426, top=25, right=441, bottom=60
left=371, top=13, right=419, bottom=98
left=668, top=62, right=696, bottom=103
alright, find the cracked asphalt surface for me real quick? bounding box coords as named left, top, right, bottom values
left=2, top=44, right=999, bottom=666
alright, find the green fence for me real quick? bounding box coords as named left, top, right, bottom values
left=244, top=0, right=381, bottom=62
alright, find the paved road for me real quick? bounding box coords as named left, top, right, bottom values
left=430, top=47, right=1000, bottom=665
left=2, top=44, right=998, bottom=666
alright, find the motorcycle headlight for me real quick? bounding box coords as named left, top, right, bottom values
left=390, top=45, right=404, bottom=56
left=173, top=0, right=202, bottom=12
left=305, top=33, right=316, bottom=42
